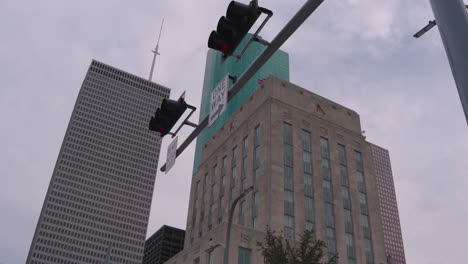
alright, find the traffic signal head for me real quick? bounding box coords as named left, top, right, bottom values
left=208, top=1, right=261, bottom=57
left=149, top=98, right=188, bottom=137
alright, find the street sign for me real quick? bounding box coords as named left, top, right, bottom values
left=209, top=75, right=229, bottom=127
left=166, top=136, right=178, bottom=173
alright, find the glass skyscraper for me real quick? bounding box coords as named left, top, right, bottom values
left=370, top=143, right=406, bottom=264
left=193, top=34, right=290, bottom=172
left=27, top=60, right=170, bottom=264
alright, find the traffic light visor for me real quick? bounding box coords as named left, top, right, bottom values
left=208, top=31, right=229, bottom=52
left=227, top=1, right=257, bottom=19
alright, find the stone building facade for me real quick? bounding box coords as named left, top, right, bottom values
left=166, top=76, right=390, bottom=264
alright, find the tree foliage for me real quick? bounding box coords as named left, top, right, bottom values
left=257, top=229, right=338, bottom=264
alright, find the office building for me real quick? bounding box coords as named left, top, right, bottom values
left=164, top=76, right=391, bottom=264
left=143, top=225, right=185, bottom=264
left=370, top=144, right=406, bottom=264
left=27, top=60, right=170, bottom=264
left=193, top=34, right=290, bottom=172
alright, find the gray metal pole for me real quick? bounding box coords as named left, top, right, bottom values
left=228, top=0, right=324, bottom=99
left=430, top=0, right=468, bottom=125
left=223, top=186, right=253, bottom=264
left=160, top=0, right=325, bottom=172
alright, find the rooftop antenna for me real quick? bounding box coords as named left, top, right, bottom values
left=149, top=18, right=164, bottom=81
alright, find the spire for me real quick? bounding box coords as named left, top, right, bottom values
left=149, top=18, right=164, bottom=81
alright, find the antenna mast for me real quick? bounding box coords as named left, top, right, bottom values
left=149, top=18, right=164, bottom=81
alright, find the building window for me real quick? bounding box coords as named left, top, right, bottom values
left=239, top=200, right=246, bottom=225
left=239, top=137, right=248, bottom=225
left=321, top=137, right=336, bottom=257
left=230, top=146, right=238, bottom=205
left=190, top=180, right=200, bottom=243
left=342, top=187, right=351, bottom=209
left=302, top=130, right=314, bottom=230
left=364, top=238, right=374, bottom=264
left=199, top=173, right=208, bottom=237
left=208, top=251, right=213, bottom=264
left=208, top=165, right=217, bottom=228
left=325, top=203, right=334, bottom=227
left=326, top=227, right=336, bottom=255
left=218, top=157, right=227, bottom=223
left=283, top=123, right=294, bottom=239
left=344, top=209, right=353, bottom=233
left=346, top=233, right=356, bottom=260
left=252, top=126, right=261, bottom=228
left=362, top=215, right=371, bottom=238
left=238, top=247, right=251, bottom=264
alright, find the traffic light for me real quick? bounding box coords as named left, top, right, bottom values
left=208, top=1, right=261, bottom=57
left=149, top=98, right=188, bottom=137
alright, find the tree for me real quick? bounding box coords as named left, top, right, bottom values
left=257, top=229, right=338, bottom=264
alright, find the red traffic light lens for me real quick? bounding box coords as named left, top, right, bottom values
left=220, top=44, right=228, bottom=52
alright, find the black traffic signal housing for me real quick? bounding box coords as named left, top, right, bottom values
left=208, top=1, right=261, bottom=57
left=149, top=98, right=188, bottom=137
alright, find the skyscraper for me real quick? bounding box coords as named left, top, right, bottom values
left=27, top=60, right=170, bottom=264
left=164, top=76, right=392, bottom=264
left=193, top=34, right=290, bottom=172
left=370, top=144, right=406, bottom=264
left=143, top=225, right=185, bottom=264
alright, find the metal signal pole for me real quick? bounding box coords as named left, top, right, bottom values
left=160, top=0, right=325, bottom=172
left=429, top=0, right=468, bottom=124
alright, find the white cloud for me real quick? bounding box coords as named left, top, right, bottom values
left=1, top=0, right=467, bottom=263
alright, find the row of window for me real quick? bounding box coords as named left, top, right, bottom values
left=198, top=247, right=251, bottom=264
left=47, top=194, right=146, bottom=236
left=282, top=122, right=376, bottom=264
left=84, top=76, right=160, bottom=118
left=63, top=145, right=154, bottom=186
left=75, top=101, right=156, bottom=146
left=74, top=107, right=157, bottom=150
left=82, top=77, right=157, bottom=123
left=58, top=164, right=151, bottom=202
left=89, top=62, right=168, bottom=97
left=355, top=151, right=374, bottom=264
left=283, top=123, right=295, bottom=239
left=54, top=176, right=149, bottom=210
left=339, top=144, right=357, bottom=264
left=38, top=215, right=141, bottom=256
left=34, top=223, right=142, bottom=263
left=60, top=154, right=153, bottom=193
left=81, top=82, right=157, bottom=124
left=78, top=90, right=154, bottom=127
left=190, top=126, right=261, bottom=243
left=66, top=126, right=157, bottom=165
left=51, top=182, right=148, bottom=216
left=320, top=137, right=337, bottom=260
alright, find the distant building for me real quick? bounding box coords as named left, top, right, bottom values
left=143, top=225, right=185, bottom=264
left=193, top=33, right=290, bottom=172
left=165, top=76, right=393, bottom=264
left=27, top=60, right=170, bottom=264
left=370, top=144, right=406, bottom=264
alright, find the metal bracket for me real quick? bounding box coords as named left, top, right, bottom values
left=228, top=75, right=238, bottom=84
left=159, top=0, right=326, bottom=172
left=234, top=6, right=274, bottom=62
left=253, top=35, right=270, bottom=46
left=170, top=104, right=197, bottom=138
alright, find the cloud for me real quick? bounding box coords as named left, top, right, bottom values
left=1, top=0, right=467, bottom=263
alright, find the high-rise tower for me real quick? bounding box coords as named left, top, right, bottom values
left=27, top=60, right=170, bottom=264
left=370, top=144, right=406, bottom=264
left=165, top=76, right=393, bottom=264
left=193, top=34, right=290, bottom=172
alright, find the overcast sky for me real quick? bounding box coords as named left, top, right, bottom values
left=1, top=0, right=467, bottom=263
